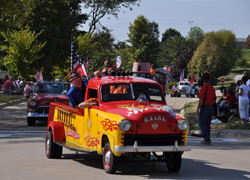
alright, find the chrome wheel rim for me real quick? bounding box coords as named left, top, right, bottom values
left=104, top=149, right=111, bottom=169
left=46, top=136, right=50, bottom=154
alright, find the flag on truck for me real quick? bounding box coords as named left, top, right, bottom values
left=104, top=58, right=108, bottom=66
left=71, top=35, right=87, bottom=76
left=35, top=69, right=43, bottom=82
left=179, top=70, right=184, bottom=82
left=116, top=54, right=122, bottom=69
left=190, top=72, right=195, bottom=84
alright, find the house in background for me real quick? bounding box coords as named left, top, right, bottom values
left=236, top=38, right=247, bottom=48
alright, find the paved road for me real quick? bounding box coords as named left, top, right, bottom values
left=1, top=99, right=250, bottom=180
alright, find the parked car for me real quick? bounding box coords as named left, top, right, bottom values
left=178, top=80, right=191, bottom=97
left=45, top=73, right=191, bottom=174
left=27, top=82, right=70, bottom=126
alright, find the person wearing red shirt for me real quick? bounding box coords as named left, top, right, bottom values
left=218, top=86, right=236, bottom=113
left=196, top=73, right=216, bottom=145
left=3, top=75, right=9, bottom=84
left=1, top=79, right=16, bottom=94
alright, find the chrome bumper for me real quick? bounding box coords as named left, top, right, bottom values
left=114, top=141, right=191, bottom=152
left=27, top=112, right=48, bottom=118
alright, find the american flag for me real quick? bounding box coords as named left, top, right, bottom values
left=104, top=58, right=108, bottom=66
left=71, top=35, right=87, bottom=76
left=35, top=69, right=43, bottom=82
left=116, top=54, right=122, bottom=69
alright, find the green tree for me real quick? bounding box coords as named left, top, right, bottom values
left=161, top=28, right=182, bottom=43
left=0, top=27, right=46, bottom=79
left=83, top=0, right=140, bottom=33
left=188, top=30, right=241, bottom=84
left=186, top=26, right=204, bottom=47
left=172, top=47, right=195, bottom=81
left=158, top=28, right=186, bottom=67
left=245, top=35, right=250, bottom=49
left=114, top=41, right=126, bottom=50
left=127, top=15, right=160, bottom=65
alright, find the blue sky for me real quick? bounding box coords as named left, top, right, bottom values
left=82, top=0, right=250, bottom=42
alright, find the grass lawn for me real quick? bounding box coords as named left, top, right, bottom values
left=0, top=93, right=24, bottom=104
left=184, top=100, right=250, bottom=130
left=214, top=67, right=250, bottom=89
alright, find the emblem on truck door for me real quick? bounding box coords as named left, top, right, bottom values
left=152, top=122, right=158, bottom=130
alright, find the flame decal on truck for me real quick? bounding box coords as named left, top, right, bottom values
left=117, top=104, right=170, bottom=114
left=101, top=119, right=118, bottom=131
left=84, top=135, right=100, bottom=147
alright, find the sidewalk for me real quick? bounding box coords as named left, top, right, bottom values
left=189, top=129, right=250, bottom=138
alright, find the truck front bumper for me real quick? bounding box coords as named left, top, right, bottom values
left=114, top=140, right=191, bottom=152
left=27, top=112, right=48, bottom=118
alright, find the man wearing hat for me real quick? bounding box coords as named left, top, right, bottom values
left=67, top=70, right=97, bottom=109
left=196, top=73, right=216, bottom=145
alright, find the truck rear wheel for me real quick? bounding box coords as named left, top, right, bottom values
left=165, top=152, right=182, bottom=172
left=45, top=131, right=62, bottom=159
left=103, top=142, right=118, bottom=174
left=27, top=117, right=36, bottom=126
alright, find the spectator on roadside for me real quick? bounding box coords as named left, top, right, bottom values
left=17, top=76, right=22, bottom=85
left=235, top=80, right=242, bottom=100
left=30, top=81, right=34, bottom=89
left=18, top=77, right=25, bottom=92
left=1, top=78, right=16, bottom=94
left=196, top=73, right=216, bottom=145
left=218, top=86, right=236, bottom=115
left=237, top=76, right=250, bottom=126
left=3, top=75, right=9, bottom=84
left=11, top=77, right=18, bottom=89
left=59, top=76, right=63, bottom=82
left=24, top=81, right=33, bottom=98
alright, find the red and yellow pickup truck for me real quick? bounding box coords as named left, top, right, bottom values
left=45, top=74, right=191, bottom=174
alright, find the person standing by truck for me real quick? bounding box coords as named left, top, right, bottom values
left=196, top=73, right=216, bottom=145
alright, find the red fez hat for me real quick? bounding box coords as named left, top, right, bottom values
left=203, top=73, right=210, bottom=81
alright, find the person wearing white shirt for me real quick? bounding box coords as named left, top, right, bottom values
left=237, top=76, right=250, bottom=125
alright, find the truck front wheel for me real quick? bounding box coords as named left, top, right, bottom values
left=45, top=131, right=62, bottom=159
left=103, top=142, right=118, bottom=174
left=165, top=152, right=182, bottom=172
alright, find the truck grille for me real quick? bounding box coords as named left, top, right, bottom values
left=38, top=106, right=49, bottom=114
left=122, top=134, right=184, bottom=146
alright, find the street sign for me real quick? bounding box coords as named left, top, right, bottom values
left=220, top=78, right=225, bottom=83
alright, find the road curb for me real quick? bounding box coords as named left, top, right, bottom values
left=0, top=98, right=27, bottom=109
left=188, top=129, right=250, bottom=138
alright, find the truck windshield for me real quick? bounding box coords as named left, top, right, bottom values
left=33, top=83, right=70, bottom=94
left=101, top=83, right=163, bottom=102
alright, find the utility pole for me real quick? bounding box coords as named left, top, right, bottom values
left=189, top=21, right=193, bottom=30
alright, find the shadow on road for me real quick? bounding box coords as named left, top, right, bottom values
left=61, top=153, right=250, bottom=179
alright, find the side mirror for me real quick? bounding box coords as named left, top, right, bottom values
left=164, top=92, right=166, bottom=96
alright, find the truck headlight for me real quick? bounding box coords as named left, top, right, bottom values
left=119, top=119, right=131, bottom=131
left=177, top=119, right=188, bottom=131
left=29, top=101, right=37, bottom=107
